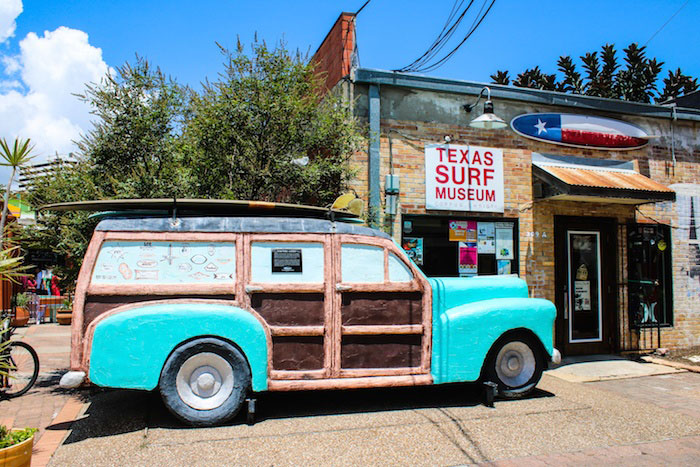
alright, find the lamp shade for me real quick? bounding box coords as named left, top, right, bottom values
left=469, top=100, right=507, bottom=130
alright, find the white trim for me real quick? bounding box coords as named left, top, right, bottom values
left=567, top=230, right=603, bottom=344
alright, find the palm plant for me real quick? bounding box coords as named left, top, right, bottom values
left=0, top=243, right=29, bottom=383
left=0, top=138, right=36, bottom=241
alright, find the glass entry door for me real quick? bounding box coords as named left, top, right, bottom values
left=555, top=216, right=616, bottom=355
left=567, top=231, right=602, bottom=343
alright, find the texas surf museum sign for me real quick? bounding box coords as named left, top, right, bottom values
left=425, top=143, right=504, bottom=212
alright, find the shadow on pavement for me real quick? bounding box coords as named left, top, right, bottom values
left=62, top=383, right=553, bottom=444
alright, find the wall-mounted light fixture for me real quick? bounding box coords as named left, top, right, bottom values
left=463, top=86, right=507, bottom=130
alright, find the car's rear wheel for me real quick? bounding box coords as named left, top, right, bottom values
left=159, top=338, right=250, bottom=426
left=483, top=334, right=544, bottom=398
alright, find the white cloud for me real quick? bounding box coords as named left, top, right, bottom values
left=0, top=26, right=110, bottom=161
left=0, top=0, right=22, bottom=44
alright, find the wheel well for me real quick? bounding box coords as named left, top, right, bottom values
left=480, top=328, right=549, bottom=378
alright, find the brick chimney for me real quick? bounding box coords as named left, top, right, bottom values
left=311, top=12, right=356, bottom=94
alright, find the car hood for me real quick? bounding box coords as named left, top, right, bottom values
left=428, top=275, right=529, bottom=312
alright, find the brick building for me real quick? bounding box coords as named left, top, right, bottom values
left=313, top=13, right=700, bottom=355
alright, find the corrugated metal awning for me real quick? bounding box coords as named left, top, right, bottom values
left=532, top=153, right=676, bottom=204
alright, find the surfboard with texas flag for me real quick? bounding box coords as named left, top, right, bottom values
left=511, top=113, right=649, bottom=150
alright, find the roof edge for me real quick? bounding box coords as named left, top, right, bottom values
left=354, top=68, right=700, bottom=122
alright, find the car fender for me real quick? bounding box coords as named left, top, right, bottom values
left=88, top=303, right=268, bottom=392
left=431, top=297, right=556, bottom=384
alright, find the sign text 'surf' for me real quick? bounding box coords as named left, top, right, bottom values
left=425, top=144, right=504, bottom=212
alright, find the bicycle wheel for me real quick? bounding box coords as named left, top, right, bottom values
left=1, top=341, right=39, bottom=398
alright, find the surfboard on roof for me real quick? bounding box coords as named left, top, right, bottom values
left=40, top=198, right=360, bottom=220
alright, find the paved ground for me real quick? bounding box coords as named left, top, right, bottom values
left=0, top=324, right=73, bottom=435
left=50, top=371, right=700, bottom=466
left=5, top=324, right=700, bottom=466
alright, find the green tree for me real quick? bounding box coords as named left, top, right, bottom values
left=492, top=42, right=695, bottom=104
left=24, top=41, right=363, bottom=286
left=23, top=59, right=188, bottom=287
left=183, top=39, right=362, bottom=205
left=657, top=68, right=699, bottom=103
left=0, top=138, right=35, bottom=242
left=76, top=58, right=190, bottom=198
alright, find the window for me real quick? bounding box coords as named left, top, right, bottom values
left=341, top=244, right=384, bottom=283
left=401, top=215, right=519, bottom=277
left=251, top=242, right=324, bottom=283
left=92, top=241, right=236, bottom=284
left=627, top=224, right=672, bottom=327
left=388, top=253, right=413, bottom=282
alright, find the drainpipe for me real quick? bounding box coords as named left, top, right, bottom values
left=671, top=105, right=677, bottom=171
left=368, top=83, right=381, bottom=227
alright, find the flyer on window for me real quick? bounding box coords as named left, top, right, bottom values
left=402, top=237, right=424, bottom=266
left=458, top=242, right=478, bottom=276
left=448, top=220, right=468, bottom=241
left=477, top=222, right=495, bottom=253
left=495, top=222, right=514, bottom=260
left=497, top=259, right=511, bottom=275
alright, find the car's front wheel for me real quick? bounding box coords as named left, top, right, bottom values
left=159, top=338, right=250, bottom=426
left=483, top=334, right=544, bottom=398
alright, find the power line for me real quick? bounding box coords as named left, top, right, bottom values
left=400, top=1, right=475, bottom=72
left=355, top=0, right=372, bottom=16
left=395, top=0, right=474, bottom=72
left=643, top=0, right=689, bottom=47
left=419, top=0, right=496, bottom=73
left=394, top=0, right=497, bottom=73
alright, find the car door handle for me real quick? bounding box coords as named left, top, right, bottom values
left=336, top=284, right=352, bottom=291
left=245, top=285, right=263, bottom=293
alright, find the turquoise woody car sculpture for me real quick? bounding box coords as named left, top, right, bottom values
left=51, top=199, right=560, bottom=427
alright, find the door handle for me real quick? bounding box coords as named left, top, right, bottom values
left=336, top=284, right=352, bottom=291
left=564, top=291, right=569, bottom=320
left=245, top=285, right=263, bottom=293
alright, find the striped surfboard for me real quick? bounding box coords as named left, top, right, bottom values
left=511, top=113, right=649, bottom=150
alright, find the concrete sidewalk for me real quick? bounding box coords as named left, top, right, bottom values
left=546, top=354, right=684, bottom=383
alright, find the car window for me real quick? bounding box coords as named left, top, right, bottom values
left=91, top=241, right=236, bottom=284
left=388, top=253, right=413, bottom=282
left=251, top=242, right=324, bottom=283
left=341, top=244, right=384, bottom=283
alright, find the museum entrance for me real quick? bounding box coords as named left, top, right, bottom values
left=554, top=216, right=617, bottom=356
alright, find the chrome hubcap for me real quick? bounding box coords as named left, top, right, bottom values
left=176, top=352, right=234, bottom=410
left=495, top=341, right=536, bottom=388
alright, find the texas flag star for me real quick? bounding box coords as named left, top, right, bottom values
left=534, top=119, right=547, bottom=135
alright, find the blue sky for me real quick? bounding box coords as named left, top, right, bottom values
left=1, top=0, right=698, bottom=174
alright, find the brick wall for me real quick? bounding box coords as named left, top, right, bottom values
left=311, top=12, right=355, bottom=94
left=348, top=92, right=700, bottom=351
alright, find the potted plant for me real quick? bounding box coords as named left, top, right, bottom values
left=56, top=297, right=72, bottom=325
left=11, top=293, right=30, bottom=327
left=0, top=425, right=36, bottom=466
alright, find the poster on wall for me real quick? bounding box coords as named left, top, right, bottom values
left=495, top=222, right=514, bottom=260
left=497, top=260, right=511, bottom=275
left=574, top=280, right=591, bottom=311
left=477, top=222, right=496, bottom=253
left=458, top=242, right=478, bottom=276
left=402, top=237, right=424, bottom=266
left=425, top=144, right=504, bottom=212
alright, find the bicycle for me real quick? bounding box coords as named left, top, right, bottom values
left=1, top=310, right=40, bottom=399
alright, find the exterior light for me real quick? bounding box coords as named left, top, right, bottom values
left=463, top=86, right=507, bottom=130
